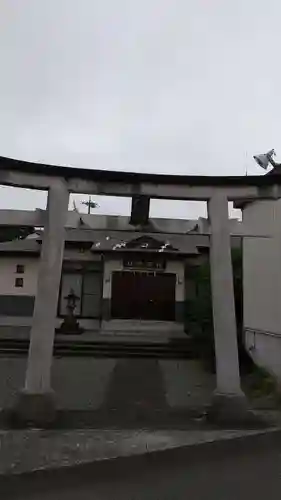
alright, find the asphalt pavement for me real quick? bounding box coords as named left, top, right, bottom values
left=2, top=431, right=281, bottom=499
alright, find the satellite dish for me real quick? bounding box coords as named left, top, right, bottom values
left=253, top=149, right=276, bottom=170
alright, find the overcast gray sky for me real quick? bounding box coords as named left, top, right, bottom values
left=0, top=0, right=279, bottom=218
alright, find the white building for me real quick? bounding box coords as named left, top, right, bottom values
left=241, top=193, right=281, bottom=382
left=0, top=213, right=216, bottom=341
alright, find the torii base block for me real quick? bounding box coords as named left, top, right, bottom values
left=13, top=390, right=56, bottom=427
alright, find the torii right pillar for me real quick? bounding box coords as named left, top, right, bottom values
left=207, top=192, right=248, bottom=423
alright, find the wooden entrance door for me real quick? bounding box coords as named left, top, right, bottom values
left=111, top=271, right=176, bottom=321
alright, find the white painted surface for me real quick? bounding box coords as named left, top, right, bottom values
left=242, top=199, right=278, bottom=234
left=102, top=258, right=123, bottom=299
left=243, top=200, right=281, bottom=333
left=0, top=254, right=102, bottom=297
left=166, top=260, right=185, bottom=302
left=243, top=199, right=281, bottom=380
left=0, top=257, right=38, bottom=295
left=243, top=237, right=279, bottom=333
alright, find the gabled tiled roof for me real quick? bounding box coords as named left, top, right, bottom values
left=90, top=231, right=203, bottom=255
left=0, top=228, right=209, bottom=256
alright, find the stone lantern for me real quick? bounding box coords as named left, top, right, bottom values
left=56, top=288, right=84, bottom=335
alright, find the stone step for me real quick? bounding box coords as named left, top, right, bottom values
left=0, top=337, right=195, bottom=359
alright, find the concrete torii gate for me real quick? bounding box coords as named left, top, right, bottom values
left=1, top=155, right=280, bottom=425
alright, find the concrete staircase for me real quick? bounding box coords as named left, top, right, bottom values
left=0, top=337, right=194, bottom=359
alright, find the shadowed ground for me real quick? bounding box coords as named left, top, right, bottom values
left=101, top=359, right=169, bottom=417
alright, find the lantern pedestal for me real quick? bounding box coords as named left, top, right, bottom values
left=56, top=315, right=84, bottom=335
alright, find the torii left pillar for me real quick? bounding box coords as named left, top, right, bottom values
left=14, top=180, right=69, bottom=426
left=207, top=192, right=248, bottom=423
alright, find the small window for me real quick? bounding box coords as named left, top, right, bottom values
left=16, top=265, right=25, bottom=274
left=15, top=278, right=24, bottom=288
